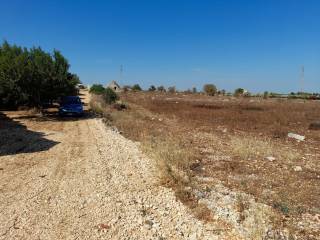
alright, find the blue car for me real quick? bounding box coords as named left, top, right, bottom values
left=59, top=96, right=84, bottom=116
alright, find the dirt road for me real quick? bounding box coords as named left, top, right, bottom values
left=0, top=94, right=233, bottom=239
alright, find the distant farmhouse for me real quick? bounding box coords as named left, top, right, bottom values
left=106, top=80, right=122, bottom=93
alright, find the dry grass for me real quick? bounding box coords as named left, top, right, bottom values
left=141, top=137, right=212, bottom=220
left=236, top=195, right=251, bottom=223
left=89, top=95, right=215, bottom=221
left=89, top=95, right=106, bottom=114
left=90, top=92, right=320, bottom=238
left=142, top=138, right=194, bottom=185
left=192, top=203, right=214, bottom=222
left=89, top=94, right=196, bottom=186
left=230, top=135, right=299, bottom=161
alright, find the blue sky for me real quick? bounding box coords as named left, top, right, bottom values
left=1, top=0, right=319, bottom=93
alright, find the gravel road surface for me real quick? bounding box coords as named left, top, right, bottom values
left=0, top=95, right=235, bottom=239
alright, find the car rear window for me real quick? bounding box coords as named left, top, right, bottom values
left=62, top=97, right=81, bottom=104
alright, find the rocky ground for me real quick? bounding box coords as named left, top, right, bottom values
left=103, top=92, right=320, bottom=239
left=0, top=93, right=238, bottom=239
left=2, top=90, right=319, bottom=239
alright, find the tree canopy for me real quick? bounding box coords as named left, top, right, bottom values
left=103, top=87, right=119, bottom=104
left=234, top=88, right=245, bottom=96
left=0, top=41, right=80, bottom=108
left=132, top=84, right=142, bottom=91
left=203, top=84, right=217, bottom=96
left=89, top=84, right=105, bottom=95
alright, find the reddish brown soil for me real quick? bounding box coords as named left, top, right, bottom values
left=117, top=92, right=320, bottom=237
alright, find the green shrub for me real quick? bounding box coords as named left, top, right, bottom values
left=103, top=87, right=118, bottom=104
left=89, top=84, right=105, bottom=94
left=132, top=84, right=142, bottom=91
left=234, top=88, right=245, bottom=96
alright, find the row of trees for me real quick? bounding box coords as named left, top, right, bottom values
left=145, top=85, right=320, bottom=98
left=146, top=84, right=224, bottom=96
left=0, top=41, right=80, bottom=108
left=123, top=84, right=142, bottom=92
left=146, top=84, right=320, bottom=99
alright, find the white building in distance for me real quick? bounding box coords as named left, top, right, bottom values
left=106, top=80, right=122, bottom=93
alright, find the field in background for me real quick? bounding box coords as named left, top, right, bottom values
left=91, top=92, right=320, bottom=239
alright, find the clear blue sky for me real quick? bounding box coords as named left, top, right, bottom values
left=1, top=0, right=319, bottom=93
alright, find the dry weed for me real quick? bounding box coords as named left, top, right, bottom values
left=89, top=92, right=320, bottom=238
left=193, top=203, right=213, bottom=222
left=230, top=135, right=299, bottom=161
left=142, top=138, right=194, bottom=185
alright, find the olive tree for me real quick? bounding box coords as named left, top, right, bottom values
left=203, top=84, right=217, bottom=96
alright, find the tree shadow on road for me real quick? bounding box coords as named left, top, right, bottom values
left=0, top=112, right=60, bottom=156
left=11, top=109, right=95, bottom=122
